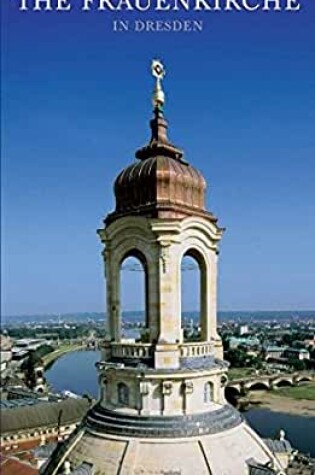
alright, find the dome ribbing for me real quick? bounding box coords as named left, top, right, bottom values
left=107, top=108, right=216, bottom=224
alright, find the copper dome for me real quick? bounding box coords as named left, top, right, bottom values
left=106, top=109, right=216, bottom=224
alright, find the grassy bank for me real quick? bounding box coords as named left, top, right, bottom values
left=228, top=368, right=255, bottom=380
left=246, top=383, right=315, bottom=416
left=274, top=382, right=315, bottom=401
left=43, top=343, right=83, bottom=368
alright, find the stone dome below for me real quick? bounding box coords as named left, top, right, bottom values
left=41, top=413, right=284, bottom=475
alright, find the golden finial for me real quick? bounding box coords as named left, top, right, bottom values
left=151, top=59, right=166, bottom=110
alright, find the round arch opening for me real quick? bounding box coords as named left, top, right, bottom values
left=181, top=249, right=207, bottom=343
left=120, top=251, right=148, bottom=342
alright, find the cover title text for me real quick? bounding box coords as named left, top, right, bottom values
left=14, top=0, right=302, bottom=12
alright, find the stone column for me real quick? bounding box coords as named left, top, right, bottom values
left=147, top=264, right=160, bottom=343
left=209, top=252, right=220, bottom=341
left=183, top=380, right=194, bottom=414
left=103, top=248, right=113, bottom=342
left=200, top=259, right=210, bottom=342
left=161, top=381, right=173, bottom=415
left=99, top=374, right=107, bottom=407
left=108, top=258, right=121, bottom=342
left=157, top=242, right=181, bottom=343
left=154, top=242, right=181, bottom=369
left=139, top=380, right=150, bottom=415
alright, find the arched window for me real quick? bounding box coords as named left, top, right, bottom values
left=181, top=250, right=206, bottom=342
left=204, top=382, right=214, bottom=404
left=120, top=252, right=148, bottom=342
left=117, top=382, right=129, bottom=405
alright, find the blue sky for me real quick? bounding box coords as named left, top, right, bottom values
left=2, top=1, right=315, bottom=316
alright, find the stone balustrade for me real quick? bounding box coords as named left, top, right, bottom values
left=105, top=341, right=214, bottom=361
left=179, top=342, right=213, bottom=358
left=110, top=342, right=153, bottom=360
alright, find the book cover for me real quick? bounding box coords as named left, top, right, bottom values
left=1, top=0, right=315, bottom=471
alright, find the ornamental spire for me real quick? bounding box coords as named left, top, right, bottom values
left=151, top=59, right=166, bottom=111
left=135, top=60, right=184, bottom=162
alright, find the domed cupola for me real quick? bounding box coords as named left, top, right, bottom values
left=106, top=61, right=216, bottom=225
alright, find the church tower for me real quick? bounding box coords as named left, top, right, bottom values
left=43, top=61, right=286, bottom=475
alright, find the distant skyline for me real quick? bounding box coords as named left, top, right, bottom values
left=2, top=310, right=315, bottom=321
left=2, top=3, right=315, bottom=316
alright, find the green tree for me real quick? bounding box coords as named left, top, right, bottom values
left=287, top=358, right=307, bottom=371
left=225, top=348, right=248, bottom=368
left=23, top=351, right=39, bottom=389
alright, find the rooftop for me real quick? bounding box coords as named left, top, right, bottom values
left=1, top=397, right=91, bottom=435
left=285, top=348, right=309, bottom=353
left=0, top=457, right=38, bottom=475
left=0, top=397, right=49, bottom=410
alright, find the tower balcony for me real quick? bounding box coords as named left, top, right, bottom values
left=111, top=342, right=153, bottom=360
left=100, top=340, right=214, bottom=365
left=179, top=341, right=213, bottom=358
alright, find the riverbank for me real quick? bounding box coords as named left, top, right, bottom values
left=43, top=343, right=84, bottom=368
left=243, top=384, right=315, bottom=416
left=45, top=350, right=99, bottom=397
left=44, top=349, right=315, bottom=417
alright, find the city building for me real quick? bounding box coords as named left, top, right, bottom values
left=229, top=336, right=260, bottom=350
left=263, top=346, right=287, bottom=360
left=1, top=397, right=91, bottom=450
left=283, top=348, right=310, bottom=361
left=42, top=61, right=288, bottom=475
left=11, top=339, right=49, bottom=362
left=239, top=325, right=249, bottom=336
left=303, top=334, right=315, bottom=347
left=0, top=334, right=12, bottom=375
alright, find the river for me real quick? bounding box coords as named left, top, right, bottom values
left=46, top=350, right=315, bottom=457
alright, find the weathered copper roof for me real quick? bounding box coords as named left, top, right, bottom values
left=106, top=108, right=217, bottom=224
left=1, top=398, right=90, bottom=434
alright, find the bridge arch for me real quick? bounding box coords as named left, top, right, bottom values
left=296, top=375, right=312, bottom=384
left=225, top=386, right=241, bottom=406
left=273, top=379, right=293, bottom=388
left=246, top=381, right=270, bottom=392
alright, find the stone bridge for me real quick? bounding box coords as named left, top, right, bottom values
left=225, top=371, right=314, bottom=397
